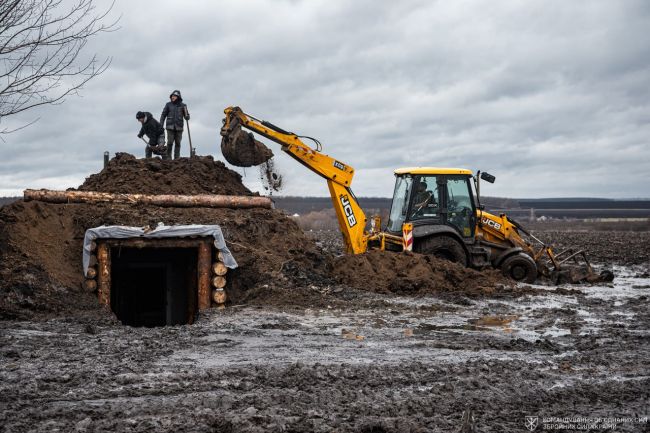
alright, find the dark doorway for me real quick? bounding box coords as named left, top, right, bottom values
left=110, top=247, right=198, bottom=327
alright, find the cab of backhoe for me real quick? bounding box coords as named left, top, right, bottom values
left=386, top=168, right=477, bottom=240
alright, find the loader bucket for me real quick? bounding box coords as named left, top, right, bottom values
left=551, top=265, right=615, bottom=285
left=544, top=247, right=615, bottom=284
left=220, top=121, right=273, bottom=167
left=508, top=218, right=614, bottom=285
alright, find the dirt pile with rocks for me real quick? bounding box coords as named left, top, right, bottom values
left=0, top=200, right=328, bottom=319
left=78, top=153, right=253, bottom=195
left=332, top=250, right=524, bottom=298
left=0, top=154, right=327, bottom=319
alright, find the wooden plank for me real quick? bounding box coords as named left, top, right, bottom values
left=197, top=240, right=212, bottom=310
left=96, top=242, right=111, bottom=307
left=104, top=238, right=207, bottom=249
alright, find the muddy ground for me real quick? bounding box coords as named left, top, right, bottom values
left=1, top=229, right=649, bottom=432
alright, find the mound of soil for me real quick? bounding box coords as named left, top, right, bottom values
left=0, top=154, right=329, bottom=319
left=78, top=153, right=252, bottom=196
left=332, top=250, right=524, bottom=298
left=0, top=199, right=329, bottom=319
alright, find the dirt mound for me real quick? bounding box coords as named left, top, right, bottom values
left=0, top=198, right=330, bottom=319
left=78, top=153, right=252, bottom=195
left=0, top=152, right=325, bottom=319
left=332, top=250, right=526, bottom=298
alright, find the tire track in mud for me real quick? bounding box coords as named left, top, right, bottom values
left=2, top=274, right=648, bottom=432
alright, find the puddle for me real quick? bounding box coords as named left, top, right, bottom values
left=2, top=264, right=648, bottom=433
left=581, top=265, right=650, bottom=300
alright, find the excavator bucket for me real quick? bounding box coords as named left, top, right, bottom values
left=220, top=118, right=273, bottom=167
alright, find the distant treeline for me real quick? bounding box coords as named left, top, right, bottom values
left=3, top=195, right=648, bottom=219
left=517, top=199, right=650, bottom=210
left=0, top=197, right=19, bottom=207
left=273, top=196, right=520, bottom=215
left=273, top=196, right=650, bottom=219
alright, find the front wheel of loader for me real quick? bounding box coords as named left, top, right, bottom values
left=501, top=253, right=537, bottom=283
left=417, top=235, right=468, bottom=266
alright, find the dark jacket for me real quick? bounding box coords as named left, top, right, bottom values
left=137, top=112, right=164, bottom=144
left=160, top=93, right=189, bottom=130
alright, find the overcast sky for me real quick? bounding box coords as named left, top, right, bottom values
left=1, top=0, right=649, bottom=198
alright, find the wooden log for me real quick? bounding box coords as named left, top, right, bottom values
left=217, top=251, right=225, bottom=262
left=96, top=243, right=111, bottom=306
left=212, top=288, right=227, bottom=304
left=24, top=189, right=273, bottom=209
left=212, top=262, right=228, bottom=276
left=197, top=240, right=212, bottom=310
left=83, top=279, right=97, bottom=292
left=212, top=276, right=226, bottom=288
left=86, top=267, right=97, bottom=279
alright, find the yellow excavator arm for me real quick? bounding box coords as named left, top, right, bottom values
left=221, top=106, right=368, bottom=254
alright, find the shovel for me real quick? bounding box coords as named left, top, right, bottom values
left=184, top=107, right=195, bottom=157
left=140, top=136, right=167, bottom=156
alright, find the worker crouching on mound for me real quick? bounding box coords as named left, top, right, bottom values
left=136, top=111, right=167, bottom=159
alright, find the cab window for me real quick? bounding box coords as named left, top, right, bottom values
left=446, top=176, right=474, bottom=237
left=387, top=176, right=413, bottom=232
left=409, top=175, right=441, bottom=221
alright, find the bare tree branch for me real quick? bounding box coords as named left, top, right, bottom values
left=0, top=0, right=119, bottom=132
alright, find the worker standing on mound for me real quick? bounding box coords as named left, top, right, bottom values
left=160, top=90, right=190, bottom=160
left=136, top=111, right=166, bottom=159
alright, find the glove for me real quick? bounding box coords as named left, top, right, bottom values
left=137, top=134, right=143, bottom=138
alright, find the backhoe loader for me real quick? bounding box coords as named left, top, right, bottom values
left=220, top=106, right=612, bottom=284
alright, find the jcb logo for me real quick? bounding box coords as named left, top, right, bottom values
left=481, top=217, right=502, bottom=230
left=340, top=195, right=357, bottom=227
left=333, top=161, right=346, bottom=171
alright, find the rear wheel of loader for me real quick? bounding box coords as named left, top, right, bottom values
left=418, top=236, right=468, bottom=266
left=501, top=253, right=537, bottom=283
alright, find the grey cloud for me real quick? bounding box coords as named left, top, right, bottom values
left=1, top=0, right=649, bottom=199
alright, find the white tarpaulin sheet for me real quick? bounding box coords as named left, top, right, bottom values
left=83, top=224, right=237, bottom=274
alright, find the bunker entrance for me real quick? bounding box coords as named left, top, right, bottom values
left=89, top=237, right=221, bottom=327
left=110, top=247, right=197, bottom=327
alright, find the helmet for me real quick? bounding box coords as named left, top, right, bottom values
left=136, top=111, right=145, bottom=119
left=170, top=90, right=182, bottom=98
